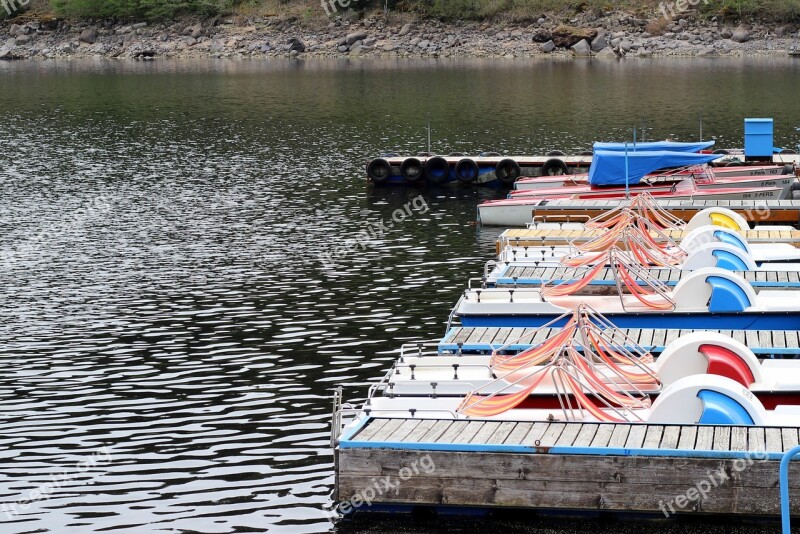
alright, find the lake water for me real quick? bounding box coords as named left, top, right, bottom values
left=0, top=58, right=799, bottom=533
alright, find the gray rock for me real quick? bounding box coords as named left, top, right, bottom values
left=636, top=48, right=652, bottom=57
left=595, top=47, right=617, bottom=58
left=571, top=38, right=592, bottom=56
left=79, top=27, right=98, bottom=44
left=541, top=40, right=555, bottom=53
left=721, top=27, right=733, bottom=39
left=131, top=22, right=147, bottom=30
left=289, top=49, right=299, bottom=58
left=160, top=33, right=170, bottom=42
left=398, top=23, right=413, bottom=36
left=731, top=26, right=750, bottom=42
left=409, top=37, right=420, bottom=46
left=511, top=29, right=523, bottom=38
left=776, top=27, right=786, bottom=37
left=15, top=35, right=30, bottom=45
left=417, top=39, right=430, bottom=48
left=346, top=31, right=367, bottom=45
left=183, top=36, right=197, bottom=46
left=191, top=27, right=204, bottom=39
left=620, top=40, right=632, bottom=51
left=496, top=31, right=509, bottom=40
left=591, top=34, right=607, bottom=51
left=697, top=47, right=717, bottom=56
left=610, top=38, right=621, bottom=47
left=287, top=37, right=305, bottom=53
left=338, top=44, right=349, bottom=52
left=8, top=24, right=23, bottom=37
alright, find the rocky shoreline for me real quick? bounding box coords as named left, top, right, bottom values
left=1, top=12, right=800, bottom=61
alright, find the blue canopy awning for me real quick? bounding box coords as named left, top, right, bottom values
left=593, top=140, right=716, bottom=153
left=588, top=150, right=720, bottom=186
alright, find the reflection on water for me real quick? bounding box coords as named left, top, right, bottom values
left=0, top=58, right=798, bottom=533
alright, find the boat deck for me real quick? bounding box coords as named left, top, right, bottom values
left=496, top=228, right=800, bottom=253
left=526, top=199, right=800, bottom=224
left=440, top=326, right=800, bottom=356
left=493, top=265, right=800, bottom=286
left=336, top=417, right=800, bottom=516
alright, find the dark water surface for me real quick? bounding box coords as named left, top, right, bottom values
left=1, top=58, right=799, bottom=533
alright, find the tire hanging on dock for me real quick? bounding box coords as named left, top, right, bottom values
left=366, top=158, right=392, bottom=183
left=782, top=164, right=795, bottom=175
left=495, top=158, right=521, bottom=185
left=400, top=157, right=424, bottom=183
left=455, top=158, right=479, bottom=184
left=424, top=156, right=450, bottom=184
left=541, top=158, right=569, bottom=176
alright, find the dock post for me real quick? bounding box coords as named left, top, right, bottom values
left=780, top=444, right=800, bottom=533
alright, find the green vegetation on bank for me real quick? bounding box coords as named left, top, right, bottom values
left=13, top=0, right=800, bottom=23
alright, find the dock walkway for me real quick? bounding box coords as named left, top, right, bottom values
left=337, top=417, right=800, bottom=516
left=440, top=326, right=800, bottom=356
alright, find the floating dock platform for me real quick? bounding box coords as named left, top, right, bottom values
left=439, top=326, right=800, bottom=357
left=496, top=228, right=800, bottom=253
left=525, top=199, right=800, bottom=225
left=336, top=417, right=800, bottom=518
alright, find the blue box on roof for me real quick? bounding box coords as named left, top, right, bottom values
left=744, top=118, right=773, bottom=158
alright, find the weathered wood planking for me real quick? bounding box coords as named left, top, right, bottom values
left=337, top=448, right=800, bottom=515
left=528, top=199, right=800, bottom=224
left=496, top=228, right=800, bottom=253
left=439, top=327, right=800, bottom=353
left=338, top=418, right=800, bottom=516
left=496, top=266, right=800, bottom=285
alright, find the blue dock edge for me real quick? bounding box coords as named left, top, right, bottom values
left=339, top=416, right=792, bottom=462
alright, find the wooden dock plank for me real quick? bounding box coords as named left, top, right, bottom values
left=748, top=427, right=766, bottom=453
left=765, top=427, right=783, bottom=452
left=470, top=421, right=503, bottom=444
left=571, top=424, right=598, bottom=447
left=677, top=426, right=697, bottom=450
left=782, top=428, right=800, bottom=451
left=730, top=427, right=748, bottom=452
left=695, top=426, right=715, bottom=450
left=642, top=426, right=664, bottom=449
left=607, top=425, right=630, bottom=448
left=523, top=422, right=551, bottom=445
left=486, top=421, right=518, bottom=445
left=624, top=425, right=647, bottom=449
left=539, top=423, right=566, bottom=447
left=417, top=420, right=453, bottom=443
left=660, top=426, right=680, bottom=449
left=713, top=426, right=732, bottom=451
left=354, top=418, right=391, bottom=442
left=404, top=419, right=439, bottom=443
left=590, top=424, right=615, bottom=448
left=504, top=422, right=533, bottom=445
left=554, top=422, right=582, bottom=447
left=387, top=419, right=422, bottom=442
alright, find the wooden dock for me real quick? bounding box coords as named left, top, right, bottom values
left=496, top=228, right=800, bottom=253
left=491, top=265, right=800, bottom=286
left=336, top=417, right=800, bottom=517
left=439, top=326, right=800, bottom=357
left=526, top=199, right=800, bottom=225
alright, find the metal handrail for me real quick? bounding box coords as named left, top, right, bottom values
left=780, top=444, right=800, bottom=533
